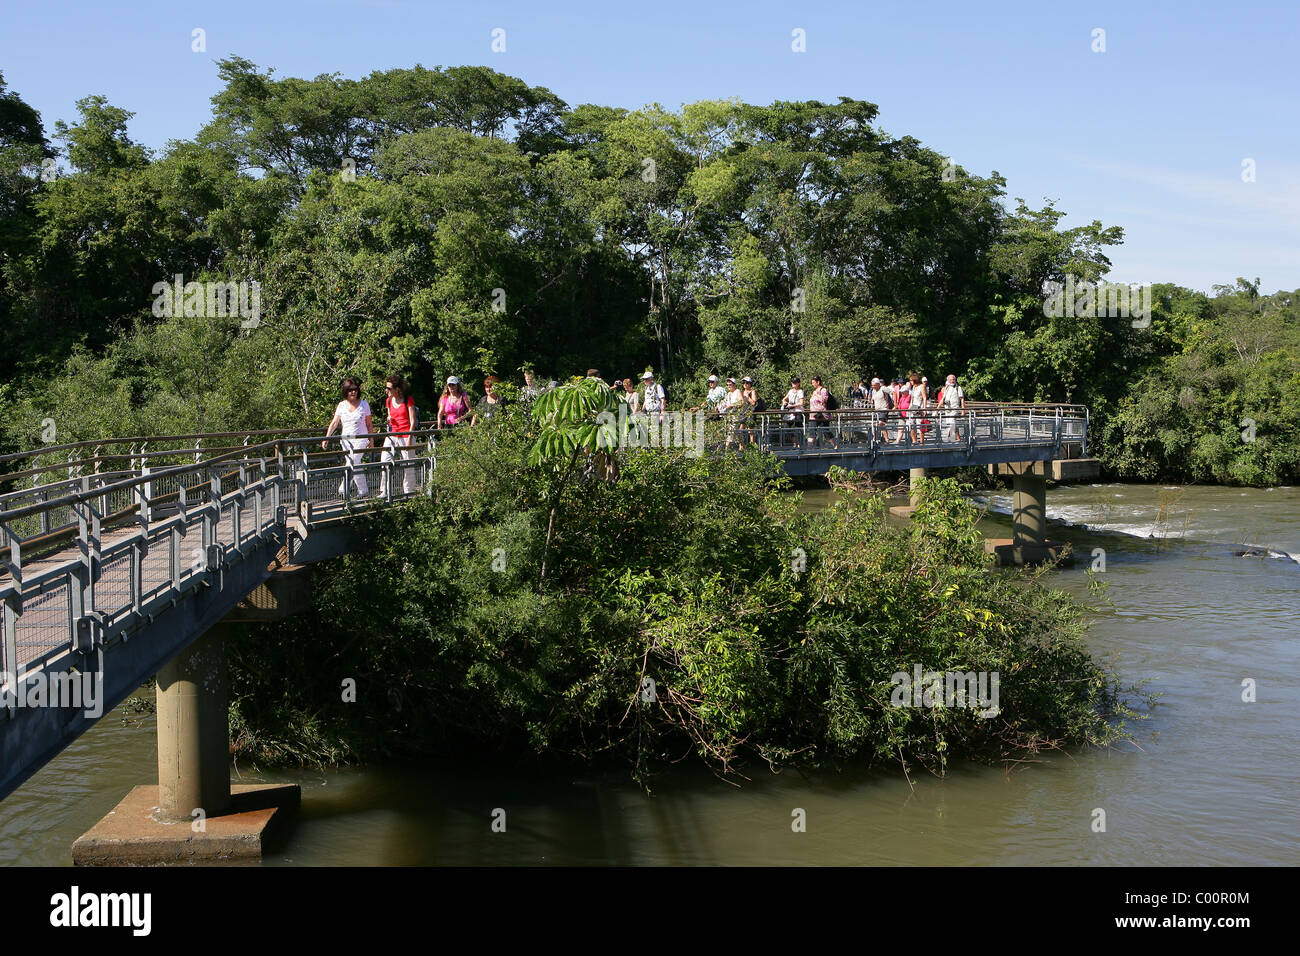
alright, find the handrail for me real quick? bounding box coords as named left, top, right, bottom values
left=0, top=429, right=440, bottom=524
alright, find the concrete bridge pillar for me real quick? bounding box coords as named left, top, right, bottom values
left=983, top=461, right=1070, bottom=566
left=1011, top=472, right=1047, bottom=547
left=156, top=624, right=232, bottom=821
left=909, top=467, right=926, bottom=507
left=889, top=468, right=927, bottom=519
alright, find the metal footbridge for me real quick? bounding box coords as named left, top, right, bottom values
left=0, top=428, right=438, bottom=800
left=0, top=403, right=1089, bottom=806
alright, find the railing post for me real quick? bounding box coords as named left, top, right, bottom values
left=139, top=463, right=152, bottom=527
left=254, top=458, right=265, bottom=535
left=2, top=588, right=18, bottom=701
left=234, top=461, right=247, bottom=549
left=73, top=500, right=100, bottom=622
left=2, top=537, right=21, bottom=692
left=208, top=469, right=222, bottom=564
left=170, top=524, right=183, bottom=591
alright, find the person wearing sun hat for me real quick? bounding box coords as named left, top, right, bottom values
left=641, top=371, right=666, bottom=424
left=437, top=375, right=470, bottom=429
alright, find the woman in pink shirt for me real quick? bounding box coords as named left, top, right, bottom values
left=437, top=376, right=470, bottom=429
left=807, top=375, right=839, bottom=449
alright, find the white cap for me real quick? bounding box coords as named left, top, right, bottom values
left=922, top=377, right=928, bottom=382
left=642, top=371, right=654, bottom=380
left=447, top=375, right=460, bottom=385
left=707, top=375, right=718, bottom=382
left=725, top=377, right=736, bottom=384
left=872, top=378, right=881, bottom=385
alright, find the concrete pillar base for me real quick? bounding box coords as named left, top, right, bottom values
left=985, top=539, right=1074, bottom=567
left=71, top=783, right=300, bottom=865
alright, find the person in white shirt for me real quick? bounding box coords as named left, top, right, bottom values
left=693, top=374, right=727, bottom=414
left=781, top=376, right=806, bottom=447
left=938, top=374, right=966, bottom=442
left=322, top=377, right=373, bottom=497
left=621, top=378, right=640, bottom=414
left=718, top=377, right=744, bottom=413
left=870, top=377, right=893, bottom=443
left=909, top=373, right=929, bottom=443
left=718, top=377, right=745, bottom=448
left=642, top=371, right=666, bottom=424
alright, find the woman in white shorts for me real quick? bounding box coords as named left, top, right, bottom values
left=323, top=377, right=373, bottom=498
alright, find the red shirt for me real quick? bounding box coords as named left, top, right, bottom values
left=387, top=395, right=414, bottom=433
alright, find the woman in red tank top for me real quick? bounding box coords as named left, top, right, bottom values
left=380, top=373, right=418, bottom=497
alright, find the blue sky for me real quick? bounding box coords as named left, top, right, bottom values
left=3, top=0, right=1296, bottom=294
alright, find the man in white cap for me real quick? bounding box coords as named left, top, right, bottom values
left=691, top=374, right=728, bottom=414
left=642, top=371, right=666, bottom=423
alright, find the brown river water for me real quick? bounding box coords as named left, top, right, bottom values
left=2, top=482, right=1297, bottom=865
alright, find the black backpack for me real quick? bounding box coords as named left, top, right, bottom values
left=825, top=390, right=839, bottom=411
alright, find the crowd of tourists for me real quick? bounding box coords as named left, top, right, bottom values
left=319, top=366, right=969, bottom=495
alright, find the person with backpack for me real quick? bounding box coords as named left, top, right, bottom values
left=642, top=371, right=666, bottom=426
left=937, top=374, right=966, bottom=442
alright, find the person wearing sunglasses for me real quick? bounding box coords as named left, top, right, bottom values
left=380, top=373, right=418, bottom=496
left=322, top=377, right=373, bottom=497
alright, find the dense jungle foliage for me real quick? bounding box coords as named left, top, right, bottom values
left=1, top=62, right=1296, bottom=484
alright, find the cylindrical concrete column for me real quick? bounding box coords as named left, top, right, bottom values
left=909, top=467, right=927, bottom=507
left=1011, top=473, right=1048, bottom=546
left=156, top=625, right=232, bottom=821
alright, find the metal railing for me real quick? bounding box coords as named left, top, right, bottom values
left=742, top=403, right=1088, bottom=459
left=0, top=429, right=439, bottom=689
